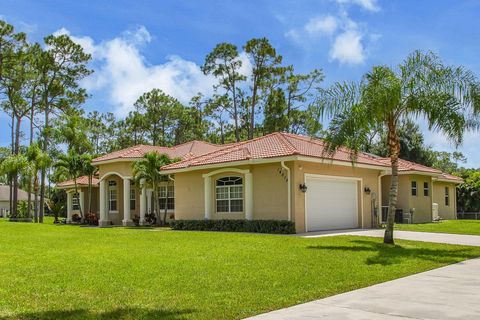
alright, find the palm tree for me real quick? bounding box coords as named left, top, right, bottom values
left=318, top=51, right=480, bottom=244
left=81, top=154, right=97, bottom=215
left=55, top=112, right=92, bottom=154
left=0, top=154, right=29, bottom=218
left=55, top=151, right=85, bottom=219
left=132, top=152, right=174, bottom=226
left=26, top=143, right=51, bottom=222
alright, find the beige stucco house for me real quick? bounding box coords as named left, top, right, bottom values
left=57, top=132, right=462, bottom=232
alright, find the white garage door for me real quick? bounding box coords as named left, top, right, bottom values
left=305, top=175, right=359, bottom=232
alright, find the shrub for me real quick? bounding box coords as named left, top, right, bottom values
left=16, top=201, right=29, bottom=218
left=170, top=219, right=296, bottom=234
left=85, top=213, right=98, bottom=225
left=145, top=213, right=157, bottom=225
left=133, top=214, right=140, bottom=226
left=72, top=214, right=82, bottom=223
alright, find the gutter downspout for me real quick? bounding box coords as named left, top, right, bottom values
left=281, top=161, right=291, bottom=221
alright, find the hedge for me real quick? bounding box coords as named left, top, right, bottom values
left=170, top=219, right=296, bottom=234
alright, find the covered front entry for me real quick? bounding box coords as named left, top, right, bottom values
left=305, top=174, right=359, bottom=232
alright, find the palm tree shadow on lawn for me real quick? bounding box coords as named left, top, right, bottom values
left=0, top=307, right=195, bottom=320
left=306, top=239, right=478, bottom=266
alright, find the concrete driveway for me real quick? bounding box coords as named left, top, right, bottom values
left=246, top=258, right=480, bottom=319
left=299, top=229, right=480, bottom=247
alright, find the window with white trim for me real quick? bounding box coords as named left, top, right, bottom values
left=423, top=182, right=429, bottom=197
left=445, top=187, right=450, bottom=206
left=411, top=181, right=417, bottom=196
left=158, top=185, right=174, bottom=210
left=216, top=177, right=243, bottom=213
left=130, top=188, right=136, bottom=210
left=108, top=180, right=117, bottom=212
left=72, top=193, right=79, bottom=210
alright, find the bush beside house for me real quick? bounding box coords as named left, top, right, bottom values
left=171, top=219, right=296, bottom=234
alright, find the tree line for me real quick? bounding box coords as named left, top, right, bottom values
left=0, top=20, right=91, bottom=221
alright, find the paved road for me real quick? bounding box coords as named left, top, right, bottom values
left=300, top=229, right=480, bottom=246
left=246, top=258, right=480, bottom=319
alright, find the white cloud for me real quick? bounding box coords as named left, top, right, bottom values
left=56, top=26, right=220, bottom=117
left=18, top=21, right=38, bottom=34
left=286, top=15, right=338, bottom=43
left=53, top=27, right=96, bottom=55
left=285, top=2, right=378, bottom=65
left=329, top=29, right=365, bottom=64
left=336, top=0, right=380, bottom=12
left=305, top=15, right=338, bottom=36
left=237, top=51, right=253, bottom=80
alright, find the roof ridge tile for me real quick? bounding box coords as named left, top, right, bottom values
left=276, top=132, right=299, bottom=155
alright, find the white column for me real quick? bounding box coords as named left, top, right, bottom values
left=245, top=173, right=253, bottom=220
left=66, top=192, right=73, bottom=223
left=99, top=179, right=110, bottom=227
left=147, top=190, right=152, bottom=214
left=123, top=178, right=133, bottom=226
left=139, top=179, right=146, bottom=225
left=204, top=176, right=212, bottom=219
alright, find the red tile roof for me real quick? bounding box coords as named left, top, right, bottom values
left=57, top=176, right=100, bottom=188
left=375, top=158, right=442, bottom=174
left=161, top=132, right=388, bottom=170
left=91, top=140, right=222, bottom=164
left=438, top=173, right=464, bottom=183
left=83, top=132, right=461, bottom=184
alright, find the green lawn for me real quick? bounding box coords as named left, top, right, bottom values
left=1, top=220, right=480, bottom=320
left=395, top=220, right=480, bottom=236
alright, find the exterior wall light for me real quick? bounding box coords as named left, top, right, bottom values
left=299, top=183, right=308, bottom=193
left=364, top=187, right=371, bottom=195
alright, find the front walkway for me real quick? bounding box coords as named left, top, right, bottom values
left=299, top=229, right=480, bottom=246
left=246, top=257, right=480, bottom=319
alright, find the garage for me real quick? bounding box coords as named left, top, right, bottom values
left=305, top=175, right=359, bottom=232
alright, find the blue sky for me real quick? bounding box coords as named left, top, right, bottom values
left=1, top=0, right=479, bottom=167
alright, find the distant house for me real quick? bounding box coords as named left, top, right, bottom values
left=0, top=185, right=37, bottom=217
left=57, top=132, right=463, bottom=232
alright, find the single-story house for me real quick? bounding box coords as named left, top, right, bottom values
left=57, top=132, right=462, bottom=232
left=0, top=185, right=40, bottom=217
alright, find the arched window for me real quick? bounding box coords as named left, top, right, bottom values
left=216, top=177, right=243, bottom=213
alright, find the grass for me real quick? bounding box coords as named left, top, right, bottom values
left=1, top=220, right=480, bottom=320
left=395, top=219, right=480, bottom=236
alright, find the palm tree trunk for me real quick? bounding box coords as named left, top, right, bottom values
left=384, top=121, right=400, bottom=244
